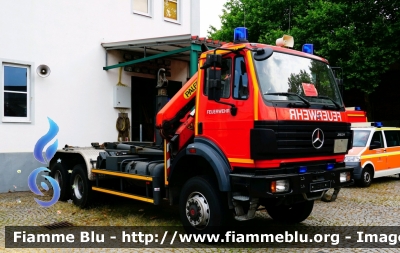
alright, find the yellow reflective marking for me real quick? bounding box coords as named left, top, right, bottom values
left=246, top=50, right=259, bottom=121
left=92, top=187, right=154, bottom=203
left=361, top=151, right=400, bottom=159
left=195, top=69, right=202, bottom=136
left=347, top=114, right=365, bottom=117
left=228, top=158, right=254, bottom=164
left=91, top=169, right=153, bottom=181
left=199, top=45, right=246, bottom=59
left=164, top=139, right=168, bottom=186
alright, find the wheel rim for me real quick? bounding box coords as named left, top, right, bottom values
left=73, top=174, right=84, bottom=199
left=185, top=191, right=210, bottom=228
left=364, top=171, right=371, bottom=183
left=54, top=170, right=63, bottom=189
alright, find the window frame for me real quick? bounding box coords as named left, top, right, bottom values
left=232, top=55, right=249, bottom=100
left=132, top=0, right=152, bottom=17
left=1, top=59, right=34, bottom=123
left=370, top=131, right=384, bottom=149
left=203, top=57, right=232, bottom=99
left=163, top=0, right=180, bottom=24
left=383, top=130, right=400, bottom=147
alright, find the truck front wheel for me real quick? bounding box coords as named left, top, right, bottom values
left=266, top=200, right=314, bottom=223
left=50, top=163, right=70, bottom=201
left=70, top=164, right=92, bottom=208
left=179, top=176, right=226, bottom=234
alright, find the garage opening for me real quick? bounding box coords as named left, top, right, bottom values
left=131, top=76, right=182, bottom=142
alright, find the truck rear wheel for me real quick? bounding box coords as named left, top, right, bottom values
left=266, top=200, right=314, bottom=223
left=70, top=164, right=92, bottom=208
left=50, top=163, right=70, bottom=201
left=356, top=167, right=373, bottom=187
left=179, top=176, right=226, bottom=234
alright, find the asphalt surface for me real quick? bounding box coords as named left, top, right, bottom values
left=1, top=175, right=400, bottom=252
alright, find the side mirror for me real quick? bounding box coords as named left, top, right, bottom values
left=207, top=67, right=222, bottom=101
left=240, top=60, right=247, bottom=75
left=369, top=141, right=381, bottom=150
left=202, top=54, right=223, bottom=101
left=254, top=48, right=273, bottom=61
left=201, top=54, right=222, bottom=69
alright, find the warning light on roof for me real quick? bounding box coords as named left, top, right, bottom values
left=373, top=122, right=383, bottom=128
left=302, top=44, right=314, bottom=54
left=234, top=27, right=248, bottom=43
left=355, top=107, right=361, bottom=111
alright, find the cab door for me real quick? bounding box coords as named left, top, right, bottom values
left=363, top=131, right=388, bottom=173
left=197, top=52, right=254, bottom=160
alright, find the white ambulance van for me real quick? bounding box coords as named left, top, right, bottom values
left=345, top=122, right=400, bottom=187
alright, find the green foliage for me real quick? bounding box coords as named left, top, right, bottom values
left=288, top=70, right=311, bottom=95
left=209, top=0, right=400, bottom=94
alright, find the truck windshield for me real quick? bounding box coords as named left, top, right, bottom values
left=254, top=52, right=343, bottom=107
left=353, top=130, right=371, bottom=147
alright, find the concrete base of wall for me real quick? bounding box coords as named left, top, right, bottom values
left=0, top=153, right=45, bottom=193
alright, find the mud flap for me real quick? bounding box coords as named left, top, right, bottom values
left=321, top=187, right=341, bottom=202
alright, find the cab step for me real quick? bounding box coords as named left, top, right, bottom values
left=232, top=195, right=250, bottom=201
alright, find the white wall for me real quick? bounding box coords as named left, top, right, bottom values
left=0, top=0, right=199, bottom=153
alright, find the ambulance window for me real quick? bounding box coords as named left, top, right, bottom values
left=384, top=131, right=400, bottom=147
left=233, top=56, right=249, bottom=100
left=353, top=130, right=370, bottom=147
left=370, top=131, right=383, bottom=149
left=203, top=58, right=232, bottom=99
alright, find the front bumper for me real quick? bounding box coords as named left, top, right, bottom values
left=230, top=166, right=354, bottom=200
left=345, top=162, right=362, bottom=180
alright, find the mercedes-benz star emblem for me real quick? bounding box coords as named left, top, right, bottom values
left=312, top=128, right=324, bottom=149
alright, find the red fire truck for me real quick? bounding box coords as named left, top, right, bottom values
left=50, top=28, right=354, bottom=234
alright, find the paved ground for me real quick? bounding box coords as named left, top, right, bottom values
left=1, top=175, right=400, bottom=252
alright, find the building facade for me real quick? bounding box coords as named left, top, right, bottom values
left=0, top=0, right=200, bottom=193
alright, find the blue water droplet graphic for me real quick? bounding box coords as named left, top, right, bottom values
left=41, top=182, right=49, bottom=191
left=33, top=117, right=59, bottom=164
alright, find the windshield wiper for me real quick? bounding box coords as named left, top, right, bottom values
left=308, top=95, right=342, bottom=110
left=264, top=92, right=311, bottom=107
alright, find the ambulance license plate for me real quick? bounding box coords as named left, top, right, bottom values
left=310, top=181, right=331, bottom=192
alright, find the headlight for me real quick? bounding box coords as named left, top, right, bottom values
left=344, top=156, right=360, bottom=163
left=271, top=180, right=290, bottom=193
left=340, top=172, right=351, bottom=182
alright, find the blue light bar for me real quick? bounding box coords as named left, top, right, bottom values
left=234, top=27, right=248, bottom=42
left=374, top=122, right=383, bottom=128
left=299, top=166, right=307, bottom=173
left=327, top=163, right=335, bottom=170
left=302, top=44, right=314, bottom=54
left=355, top=106, right=361, bottom=111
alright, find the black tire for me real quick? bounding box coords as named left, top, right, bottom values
left=50, top=162, right=70, bottom=201
left=266, top=200, right=314, bottom=223
left=179, top=176, right=227, bottom=234
left=70, top=164, right=92, bottom=208
left=356, top=167, right=373, bottom=187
